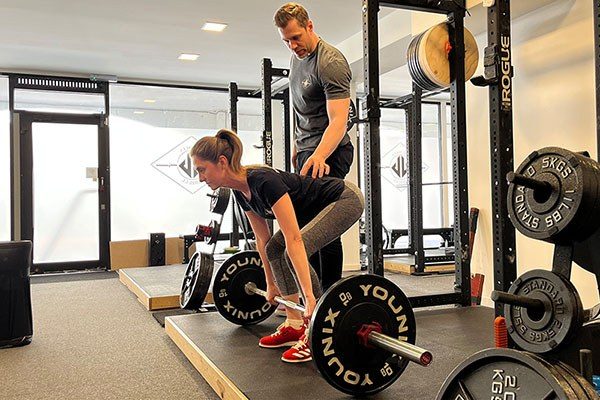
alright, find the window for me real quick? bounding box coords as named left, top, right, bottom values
left=444, top=103, right=454, bottom=226
left=109, top=85, right=263, bottom=245
left=359, top=101, right=452, bottom=246
left=14, top=89, right=105, bottom=114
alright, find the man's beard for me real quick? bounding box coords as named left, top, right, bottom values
left=293, top=49, right=310, bottom=60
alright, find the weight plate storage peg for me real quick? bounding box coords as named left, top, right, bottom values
left=209, top=188, right=231, bottom=215
left=494, top=269, right=583, bottom=354
left=309, top=274, right=418, bottom=396
left=436, top=348, right=598, bottom=399
left=212, top=250, right=276, bottom=325
left=507, top=147, right=600, bottom=243
left=180, top=252, right=214, bottom=310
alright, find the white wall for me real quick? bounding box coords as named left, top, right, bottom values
left=0, top=97, right=10, bottom=241
left=341, top=83, right=361, bottom=271
left=467, top=0, right=600, bottom=308
left=109, top=107, right=264, bottom=242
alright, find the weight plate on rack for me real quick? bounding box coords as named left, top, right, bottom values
left=504, top=269, right=583, bottom=354
left=436, top=348, right=582, bottom=399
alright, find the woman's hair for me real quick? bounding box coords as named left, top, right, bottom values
left=189, top=129, right=244, bottom=173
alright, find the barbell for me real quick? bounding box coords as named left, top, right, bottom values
left=187, top=250, right=432, bottom=396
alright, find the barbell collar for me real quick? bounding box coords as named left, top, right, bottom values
left=367, top=330, right=432, bottom=367
left=491, top=290, right=547, bottom=312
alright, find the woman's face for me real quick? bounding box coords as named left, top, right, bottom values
left=192, top=156, right=225, bottom=190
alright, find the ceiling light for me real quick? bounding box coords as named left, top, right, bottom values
left=143, top=99, right=156, bottom=103
left=202, top=22, right=228, bottom=32
left=134, top=111, right=145, bottom=114
left=178, top=53, right=200, bottom=61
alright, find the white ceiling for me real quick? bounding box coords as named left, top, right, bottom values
left=0, top=0, right=561, bottom=109
left=0, top=0, right=371, bottom=89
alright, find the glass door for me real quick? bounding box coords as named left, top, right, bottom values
left=18, top=112, right=110, bottom=272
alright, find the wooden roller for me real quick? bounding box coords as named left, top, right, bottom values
left=408, top=22, right=479, bottom=90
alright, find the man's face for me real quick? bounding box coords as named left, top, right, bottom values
left=279, top=18, right=314, bottom=60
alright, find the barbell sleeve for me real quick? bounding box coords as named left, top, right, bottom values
left=491, top=290, right=547, bottom=312
left=367, top=331, right=432, bottom=366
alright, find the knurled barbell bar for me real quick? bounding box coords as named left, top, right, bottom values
left=207, top=250, right=432, bottom=396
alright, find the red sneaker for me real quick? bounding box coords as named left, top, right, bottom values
left=258, top=323, right=305, bottom=348
left=281, top=333, right=312, bottom=363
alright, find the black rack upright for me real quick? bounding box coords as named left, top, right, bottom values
left=260, top=58, right=291, bottom=170
left=595, top=0, right=600, bottom=159
left=485, top=0, right=516, bottom=316
left=228, top=75, right=289, bottom=246
left=406, top=84, right=425, bottom=273
left=229, top=82, right=241, bottom=248
left=377, top=91, right=455, bottom=268
left=362, top=0, right=470, bottom=307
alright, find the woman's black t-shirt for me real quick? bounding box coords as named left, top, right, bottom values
left=232, top=167, right=345, bottom=222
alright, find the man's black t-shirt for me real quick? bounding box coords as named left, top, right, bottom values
left=232, top=167, right=345, bottom=223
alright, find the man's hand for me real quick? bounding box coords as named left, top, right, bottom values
left=299, top=153, right=330, bottom=178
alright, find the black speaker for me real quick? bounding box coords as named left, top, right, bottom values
left=0, top=241, right=33, bottom=348
left=149, top=233, right=165, bottom=266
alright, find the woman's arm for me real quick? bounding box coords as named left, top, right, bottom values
left=270, top=194, right=316, bottom=306
left=244, top=210, right=276, bottom=286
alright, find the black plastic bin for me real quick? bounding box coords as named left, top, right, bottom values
left=0, top=241, right=33, bottom=348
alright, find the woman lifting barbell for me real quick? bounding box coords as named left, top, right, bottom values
left=190, top=129, right=364, bottom=363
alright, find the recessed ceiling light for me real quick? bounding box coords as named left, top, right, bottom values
left=143, top=99, right=156, bottom=103
left=133, top=111, right=145, bottom=114
left=202, top=22, right=228, bottom=32
left=178, top=53, right=200, bottom=61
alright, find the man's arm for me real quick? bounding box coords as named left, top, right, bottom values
left=299, top=97, right=350, bottom=178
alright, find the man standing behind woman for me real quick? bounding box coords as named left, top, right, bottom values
left=274, top=2, right=355, bottom=291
